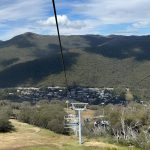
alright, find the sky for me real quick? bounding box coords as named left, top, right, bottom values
left=0, top=0, right=150, bottom=40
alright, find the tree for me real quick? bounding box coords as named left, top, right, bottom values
left=0, top=106, right=14, bottom=132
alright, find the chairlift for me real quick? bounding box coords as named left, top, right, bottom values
left=52, top=0, right=88, bottom=144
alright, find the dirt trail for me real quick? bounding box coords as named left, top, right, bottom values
left=0, top=120, right=71, bottom=150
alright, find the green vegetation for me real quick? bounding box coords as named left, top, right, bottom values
left=0, top=100, right=147, bottom=149
left=0, top=105, right=14, bottom=132
left=17, top=101, right=67, bottom=134
left=0, top=33, right=149, bottom=149
left=84, top=102, right=150, bottom=150
left=21, top=144, right=138, bottom=150
left=0, top=100, right=66, bottom=134
left=0, top=33, right=150, bottom=101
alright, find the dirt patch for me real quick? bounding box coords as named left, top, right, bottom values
left=84, top=141, right=118, bottom=149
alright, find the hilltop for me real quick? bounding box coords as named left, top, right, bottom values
left=0, top=33, right=150, bottom=91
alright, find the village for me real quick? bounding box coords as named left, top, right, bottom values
left=6, top=86, right=127, bottom=105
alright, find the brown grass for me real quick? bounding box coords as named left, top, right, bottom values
left=0, top=119, right=139, bottom=150
left=0, top=120, right=74, bottom=150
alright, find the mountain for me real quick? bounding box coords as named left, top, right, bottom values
left=0, top=32, right=150, bottom=92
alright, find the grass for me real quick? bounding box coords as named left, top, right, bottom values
left=0, top=119, right=139, bottom=150
left=22, top=143, right=139, bottom=150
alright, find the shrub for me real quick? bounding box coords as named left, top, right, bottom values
left=0, top=107, right=14, bottom=132
left=17, top=102, right=67, bottom=134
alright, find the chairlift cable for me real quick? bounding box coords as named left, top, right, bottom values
left=51, top=0, right=69, bottom=90
left=137, top=74, right=150, bottom=85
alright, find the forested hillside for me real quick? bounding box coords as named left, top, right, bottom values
left=0, top=33, right=150, bottom=92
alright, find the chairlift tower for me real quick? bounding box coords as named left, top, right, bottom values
left=71, top=103, right=88, bottom=144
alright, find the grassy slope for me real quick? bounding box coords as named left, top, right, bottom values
left=0, top=119, right=139, bottom=150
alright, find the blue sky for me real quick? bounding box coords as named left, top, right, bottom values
left=0, top=0, right=150, bottom=40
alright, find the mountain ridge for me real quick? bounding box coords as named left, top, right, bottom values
left=0, top=32, right=149, bottom=91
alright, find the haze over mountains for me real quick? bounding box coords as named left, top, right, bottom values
left=0, top=32, right=150, bottom=88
